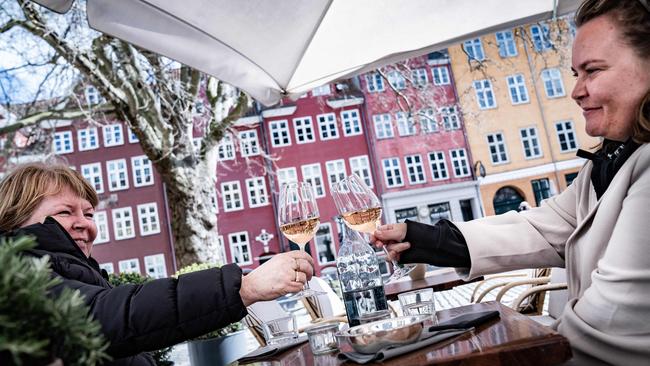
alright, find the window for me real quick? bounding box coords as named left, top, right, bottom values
left=506, top=74, right=530, bottom=104
left=366, top=72, right=385, bottom=92
left=311, top=84, right=330, bottom=96
left=277, top=167, right=297, bottom=188
left=450, top=149, right=470, bottom=177
left=487, top=132, right=509, bottom=164
left=405, top=155, right=426, bottom=184
left=373, top=114, right=394, bottom=139
left=53, top=131, right=73, bottom=154
left=137, top=202, right=160, bottom=236
left=473, top=79, right=497, bottom=109
left=395, top=207, right=418, bottom=222
left=99, top=263, right=114, bottom=274
left=382, top=158, right=404, bottom=188
left=106, top=159, right=129, bottom=191
left=387, top=71, right=406, bottom=90
left=128, top=128, right=139, bottom=143
left=315, top=223, right=336, bottom=264
left=269, top=120, right=291, bottom=147
left=78, top=128, right=98, bottom=151
left=131, top=155, right=154, bottom=187
left=229, top=231, right=252, bottom=265
left=293, top=117, right=315, bottom=144
left=541, top=68, right=565, bottom=98
left=301, top=164, right=325, bottom=197
left=419, top=108, right=438, bottom=133
left=531, top=178, right=552, bottom=206
left=428, top=151, right=449, bottom=180
left=428, top=202, right=452, bottom=224
left=440, top=106, right=460, bottom=130
left=144, top=254, right=167, bottom=279
left=221, top=181, right=243, bottom=212
left=412, top=68, right=429, bottom=87
left=112, top=207, right=135, bottom=240
left=463, top=38, right=485, bottom=61
left=80, top=163, right=104, bottom=193
left=396, top=112, right=416, bottom=136
left=531, top=23, right=552, bottom=52
left=341, top=109, right=362, bottom=136
left=217, top=236, right=227, bottom=265
left=495, top=30, right=517, bottom=57
left=565, top=172, right=578, bottom=186
left=325, top=160, right=346, bottom=191
left=460, top=199, right=475, bottom=221
left=245, top=177, right=269, bottom=207
left=94, top=211, right=110, bottom=244
left=349, top=155, right=373, bottom=188
left=118, top=259, right=140, bottom=274
left=85, top=86, right=102, bottom=105
left=217, top=134, right=235, bottom=160
left=103, top=124, right=124, bottom=147
left=238, top=130, right=260, bottom=157
left=555, top=120, right=578, bottom=152
left=520, top=127, right=542, bottom=158
left=317, top=113, right=339, bottom=140
left=432, top=66, right=450, bottom=85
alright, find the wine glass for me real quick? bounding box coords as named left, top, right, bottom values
left=278, top=181, right=325, bottom=297
left=331, top=174, right=415, bottom=283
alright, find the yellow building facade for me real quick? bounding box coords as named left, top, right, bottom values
left=448, top=19, right=599, bottom=215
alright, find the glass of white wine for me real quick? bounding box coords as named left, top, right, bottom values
left=332, top=174, right=415, bottom=283
left=278, top=181, right=325, bottom=297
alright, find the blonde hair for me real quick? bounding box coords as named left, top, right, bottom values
left=0, top=162, right=98, bottom=232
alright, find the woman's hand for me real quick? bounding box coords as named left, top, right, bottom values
left=239, top=251, right=314, bottom=306
left=371, top=223, right=410, bottom=262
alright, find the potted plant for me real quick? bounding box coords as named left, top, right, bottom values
left=175, top=263, right=249, bottom=366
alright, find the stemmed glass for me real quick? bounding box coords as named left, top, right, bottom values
left=331, top=174, right=415, bottom=283
left=278, top=181, right=325, bottom=297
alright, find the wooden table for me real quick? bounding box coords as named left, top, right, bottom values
left=384, top=268, right=484, bottom=301
left=236, top=301, right=572, bottom=366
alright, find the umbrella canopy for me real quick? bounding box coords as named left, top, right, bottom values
left=33, top=0, right=581, bottom=106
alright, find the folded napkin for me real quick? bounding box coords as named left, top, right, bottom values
left=428, top=310, right=500, bottom=332
left=237, top=334, right=308, bottom=364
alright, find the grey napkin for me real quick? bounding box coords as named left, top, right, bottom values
left=238, top=335, right=308, bottom=364
left=338, top=328, right=470, bottom=364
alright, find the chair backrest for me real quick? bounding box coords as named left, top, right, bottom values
left=304, top=277, right=346, bottom=319
left=548, top=268, right=568, bottom=319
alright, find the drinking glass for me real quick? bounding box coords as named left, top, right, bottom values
left=398, top=288, right=437, bottom=324
left=262, top=315, right=299, bottom=345
left=331, top=174, right=415, bottom=283
left=278, top=181, right=324, bottom=297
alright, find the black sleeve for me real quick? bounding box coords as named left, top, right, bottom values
left=399, top=219, right=471, bottom=268
left=51, top=265, right=248, bottom=358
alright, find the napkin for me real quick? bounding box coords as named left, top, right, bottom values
left=237, top=334, right=308, bottom=364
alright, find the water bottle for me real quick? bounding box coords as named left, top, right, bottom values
left=336, top=224, right=388, bottom=326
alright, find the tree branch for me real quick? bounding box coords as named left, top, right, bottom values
left=0, top=19, right=23, bottom=34
left=0, top=104, right=115, bottom=134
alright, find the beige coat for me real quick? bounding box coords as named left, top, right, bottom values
left=455, top=143, right=650, bottom=365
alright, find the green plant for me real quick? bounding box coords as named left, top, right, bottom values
left=174, top=263, right=243, bottom=340
left=107, top=272, right=174, bottom=366
left=0, top=235, right=110, bottom=365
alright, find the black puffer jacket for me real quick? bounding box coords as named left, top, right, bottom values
left=4, top=217, right=248, bottom=365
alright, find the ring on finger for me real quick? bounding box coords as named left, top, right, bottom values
left=294, top=270, right=300, bottom=283
left=294, top=258, right=299, bottom=271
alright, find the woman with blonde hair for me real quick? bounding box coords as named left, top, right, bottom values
left=373, top=0, right=650, bottom=364
left=0, top=162, right=314, bottom=366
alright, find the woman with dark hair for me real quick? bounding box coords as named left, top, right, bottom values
left=373, top=0, right=650, bottom=364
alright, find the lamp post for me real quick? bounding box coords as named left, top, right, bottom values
left=473, top=160, right=487, bottom=217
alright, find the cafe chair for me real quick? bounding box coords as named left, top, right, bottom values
left=472, top=268, right=551, bottom=315
left=511, top=268, right=568, bottom=325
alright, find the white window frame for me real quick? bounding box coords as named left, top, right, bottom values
left=131, top=155, right=154, bottom=187
left=541, top=68, right=566, bottom=98
left=373, top=114, right=394, bottom=139
left=450, top=149, right=471, bottom=177
left=137, top=202, right=161, bottom=236
left=315, top=223, right=336, bottom=265
left=217, top=133, right=235, bottom=160
left=405, top=154, right=426, bottom=184
left=325, top=159, right=346, bottom=192
left=301, top=164, right=326, bottom=198
left=349, top=155, right=374, bottom=188
left=99, top=262, right=114, bottom=274
left=440, top=106, right=460, bottom=130
left=85, top=86, right=102, bottom=105
left=93, top=211, right=110, bottom=244
left=128, top=128, right=139, bottom=143
left=221, top=181, right=244, bottom=212
left=531, top=23, right=552, bottom=52
left=269, top=120, right=292, bottom=147
left=245, top=177, right=269, bottom=208
left=311, top=84, right=330, bottom=96
left=341, top=109, right=362, bottom=136
left=396, top=112, right=416, bottom=136
left=382, top=158, right=404, bottom=188
left=412, top=68, right=429, bottom=87
left=229, top=231, right=252, bottom=265
left=103, top=124, right=124, bottom=147
left=106, top=159, right=129, bottom=191
left=487, top=132, right=510, bottom=165
left=112, top=207, right=136, bottom=240
left=144, top=254, right=167, bottom=279
left=118, top=258, right=140, bottom=274
left=277, top=167, right=297, bottom=189
left=506, top=74, right=530, bottom=105
left=387, top=70, right=406, bottom=90
left=293, top=117, right=315, bottom=144
left=77, top=127, right=98, bottom=151
left=419, top=108, right=438, bottom=133
left=317, top=113, right=339, bottom=141
left=432, top=66, right=450, bottom=85
left=520, top=127, right=543, bottom=159
left=463, top=38, right=485, bottom=61
left=495, top=30, right=518, bottom=57
left=473, top=79, right=497, bottom=109
left=555, top=120, right=578, bottom=152
left=238, top=130, right=260, bottom=157
left=365, top=72, right=385, bottom=92
left=80, top=162, right=104, bottom=194
left=428, top=151, right=449, bottom=181
left=53, top=131, right=73, bottom=154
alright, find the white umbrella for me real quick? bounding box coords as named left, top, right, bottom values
left=33, top=0, right=581, bottom=106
